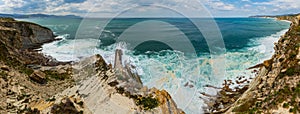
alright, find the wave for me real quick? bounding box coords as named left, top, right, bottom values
left=248, top=29, right=289, bottom=61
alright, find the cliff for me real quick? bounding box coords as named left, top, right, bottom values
left=209, top=14, right=300, bottom=113
left=0, top=17, right=73, bottom=113
left=0, top=17, right=55, bottom=49
left=0, top=17, right=63, bottom=66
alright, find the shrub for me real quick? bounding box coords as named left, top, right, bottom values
left=283, top=103, right=289, bottom=108
left=286, top=68, right=295, bottom=76
left=136, top=97, right=159, bottom=110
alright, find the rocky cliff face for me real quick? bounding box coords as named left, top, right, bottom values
left=0, top=17, right=55, bottom=49
left=0, top=17, right=73, bottom=114
left=217, top=14, right=300, bottom=113
left=0, top=17, right=64, bottom=66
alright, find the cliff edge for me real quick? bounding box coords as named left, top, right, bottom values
left=215, top=14, right=300, bottom=113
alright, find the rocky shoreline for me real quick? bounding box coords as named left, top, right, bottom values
left=206, top=14, right=300, bottom=113
left=0, top=17, right=184, bottom=114
left=2, top=14, right=299, bottom=113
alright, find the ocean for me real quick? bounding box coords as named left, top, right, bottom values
left=18, top=17, right=290, bottom=113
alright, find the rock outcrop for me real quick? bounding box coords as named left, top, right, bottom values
left=33, top=50, right=185, bottom=114
left=0, top=17, right=67, bottom=66
left=0, top=17, right=55, bottom=49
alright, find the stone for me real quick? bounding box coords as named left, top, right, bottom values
left=281, top=69, right=287, bottom=73
left=57, top=69, right=67, bottom=74
left=8, top=72, right=15, bottom=77
left=0, top=65, right=9, bottom=71
left=20, top=105, right=26, bottom=111
left=296, top=48, right=300, bottom=60
left=29, top=70, right=47, bottom=84
left=11, top=86, right=19, bottom=94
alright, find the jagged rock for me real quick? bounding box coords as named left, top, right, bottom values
left=29, top=70, right=47, bottom=84
left=35, top=50, right=185, bottom=114
left=154, top=89, right=185, bottom=114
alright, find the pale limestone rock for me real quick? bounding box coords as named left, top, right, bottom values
left=38, top=50, right=185, bottom=114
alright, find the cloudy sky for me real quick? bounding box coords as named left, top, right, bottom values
left=0, top=0, right=299, bottom=17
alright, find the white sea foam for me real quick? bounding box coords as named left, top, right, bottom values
left=248, top=29, right=289, bottom=61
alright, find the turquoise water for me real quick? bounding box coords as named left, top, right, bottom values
left=19, top=17, right=290, bottom=113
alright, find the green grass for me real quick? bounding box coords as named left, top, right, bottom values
left=296, top=43, right=300, bottom=48
left=286, top=68, right=296, bottom=76
left=0, top=70, right=7, bottom=81
left=283, top=103, right=289, bottom=108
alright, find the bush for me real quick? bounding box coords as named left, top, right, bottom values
left=283, top=103, right=289, bottom=108
left=286, top=68, right=295, bottom=76
left=136, top=97, right=159, bottom=110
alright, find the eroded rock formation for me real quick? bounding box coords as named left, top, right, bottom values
left=33, top=50, right=185, bottom=114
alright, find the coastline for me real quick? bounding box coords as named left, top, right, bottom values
left=208, top=14, right=300, bottom=113
left=27, top=17, right=292, bottom=113
left=1, top=15, right=299, bottom=113
left=0, top=17, right=185, bottom=114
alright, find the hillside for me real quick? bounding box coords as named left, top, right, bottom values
left=208, top=14, right=300, bottom=113
left=0, top=13, right=81, bottom=19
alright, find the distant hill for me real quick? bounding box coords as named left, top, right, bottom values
left=0, top=13, right=81, bottom=18
left=249, top=13, right=300, bottom=18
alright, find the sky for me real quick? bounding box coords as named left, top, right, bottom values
left=0, top=0, right=299, bottom=17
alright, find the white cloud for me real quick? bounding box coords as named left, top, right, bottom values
left=0, top=0, right=299, bottom=17
left=202, top=0, right=235, bottom=11
left=241, top=0, right=250, bottom=2
left=253, top=0, right=300, bottom=12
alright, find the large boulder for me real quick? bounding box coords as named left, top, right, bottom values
left=29, top=70, right=47, bottom=84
